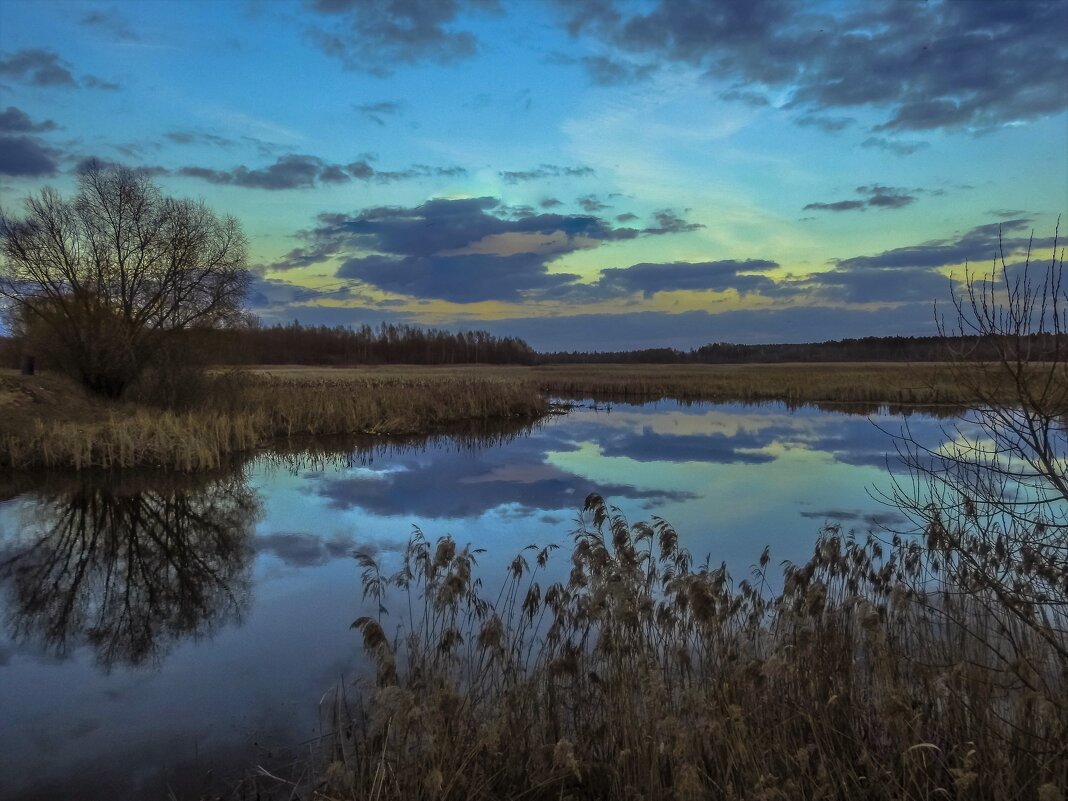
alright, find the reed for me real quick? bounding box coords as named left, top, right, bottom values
left=262, top=494, right=1067, bottom=801
left=0, top=370, right=547, bottom=471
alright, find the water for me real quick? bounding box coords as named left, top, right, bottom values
left=0, top=400, right=949, bottom=800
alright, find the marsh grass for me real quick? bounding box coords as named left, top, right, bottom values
left=2, top=361, right=1059, bottom=470
left=0, top=370, right=546, bottom=470
left=272, top=494, right=1067, bottom=801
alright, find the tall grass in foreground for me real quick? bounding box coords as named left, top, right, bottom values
left=280, top=495, right=1066, bottom=801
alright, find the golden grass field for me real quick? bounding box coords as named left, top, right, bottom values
left=0, top=361, right=1048, bottom=471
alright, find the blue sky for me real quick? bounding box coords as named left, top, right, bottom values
left=1, top=0, right=1065, bottom=350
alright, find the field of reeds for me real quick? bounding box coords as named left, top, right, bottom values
left=247, top=362, right=1049, bottom=409
left=0, top=369, right=546, bottom=471
left=2, top=361, right=1056, bottom=471
left=240, top=494, right=1067, bottom=801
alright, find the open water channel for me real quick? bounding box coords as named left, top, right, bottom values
left=0, top=399, right=950, bottom=800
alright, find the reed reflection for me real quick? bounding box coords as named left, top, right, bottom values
left=0, top=470, right=259, bottom=671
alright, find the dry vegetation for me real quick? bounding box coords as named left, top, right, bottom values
left=1, top=361, right=1053, bottom=470
left=0, top=368, right=546, bottom=471
left=241, top=494, right=1066, bottom=801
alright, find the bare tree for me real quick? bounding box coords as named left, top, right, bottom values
left=887, top=223, right=1068, bottom=675
left=0, top=163, right=249, bottom=396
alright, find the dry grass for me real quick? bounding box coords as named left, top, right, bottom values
left=247, top=494, right=1067, bottom=801
left=0, top=369, right=546, bottom=471
left=1, top=361, right=1054, bottom=470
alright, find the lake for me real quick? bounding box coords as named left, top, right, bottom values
left=0, top=400, right=948, bottom=800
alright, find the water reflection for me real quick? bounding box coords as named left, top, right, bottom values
left=0, top=402, right=951, bottom=801
left=0, top=470, right=258, bottom=671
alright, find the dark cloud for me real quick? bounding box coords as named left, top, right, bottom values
left=254, top=532, right=356, bottom=567
left=0, top=135, right=59, bottom=176
left=0, top=49, right=77, bottom=87
left=0, top=48, right=119, bottom=90
left=72, top=156, right=169, bottom=178
left=860, top=136, right=929, bottom=156
left=643, top=209, right=704, bottom=235
left=799, top=508, right=907, bottom=528
left=720, top=87, right=770, bottom=107
left=306, top=0, right=499, bottom=73
left=0, top=106, right=58, bottom=133
left=794, top=114, right=854, bottom=133
left=80, top=9, right=140, bottom=41
left=164, top=130, right=235, bottom=147
left=354, top=100, right=403, bottom=125
left=540, top=197, right=564, bottom=208
left=270, top=196, right=708, bottom=302
left=804, top=184, right=917, bottom=213
left=795, top=219, right=1051, bottom=305
left=499, top=163, right=595, bottom=183
left=584, top=259, right=780, bottom=300
left=804, top=200, right=866, bottom=213
left=178, top=155, right=465, bottom=190
left=317, top=431, right=695, bottom=519
left=550, top=52, right=656, bottom=85
left=553, top=0, right=1068, bottom=132
left=80, top=75, right=121, bottom=91
left=834, top=219, right=1038, bottom=271
left=598, top=428, right=776, bottom=465
left=615, top=212, right=638, bottom=222
left=578, top=194, right=608, bottom=212
left=339, top=251, right=579, bottom=303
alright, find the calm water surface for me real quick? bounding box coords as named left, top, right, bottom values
left=0, top=400, right=948, bottom=800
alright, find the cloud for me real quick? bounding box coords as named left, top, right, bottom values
left=0, top=135, right=59, bottom=176
left=72, top=156, right=169, bottom=177
left=552, top=0, right=1068, bottom=132
left=720, top=87, right=770, bottom=107
left=580, top=259, right=779, bottom=300
left=794, top=114, right=854, bottom=133
left=793, top=219, right=1051, bottom=305
left=550, top=51, right=656, bottom=85
left=270, top=196, right=707, bottom=303
left=540, top=197, right=563, bottom=208
left=578, top=194, right=608, bottom=212
left=317, top=432, right=694, bottom=519
left=833, top=219, right=1038, bottom=271
left=0, top=106, right=58, bottom=133
left=354, top=100, right=403, bottom=125
left=254, top=532, right=356, bottom=567
left=803, top=200, right=866, bottom=213
left=178, top=154, right=465, bottom=190
left=164, top=130, right=236, bottom=147
left=80, top=9, right=140, bottom=42
left=0, top=48, right=119, bottom=90
left=306, top=0, right=499, bottom=73
left=804, top=184, right=917, bottom=213
left=861, top=136, right=929, bottom=156
left=0, top=48, right=77, bottom=87
left=643, top=209, right=704, bottom=235
left=499, top=163, right=595, bottom=183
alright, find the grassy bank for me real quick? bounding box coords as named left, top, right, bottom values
left=2, top=361, right=1053, bottom=471
left=0, top=369, right=547, bottom=471
left=248, top=362, right=1045, bottom=409
left=250, top=495, right=1066, bottom=801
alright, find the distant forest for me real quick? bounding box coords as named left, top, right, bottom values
left=3, top=322, right=1064, bottom=368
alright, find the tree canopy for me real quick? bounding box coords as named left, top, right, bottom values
left=0, top=164, right=249, bottom=396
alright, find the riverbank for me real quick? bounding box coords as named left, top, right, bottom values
left=0, top=361, right=1043, bottom=470
left=0, top=369, right=547, bottom=471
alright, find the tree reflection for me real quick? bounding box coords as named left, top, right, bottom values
left=0, top=470, right=259, bottom=670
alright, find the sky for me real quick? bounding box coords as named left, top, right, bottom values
left=0, top=0, right=1065, bottom=351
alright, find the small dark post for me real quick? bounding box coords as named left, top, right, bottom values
left=20, top=355, right=35, bottom=376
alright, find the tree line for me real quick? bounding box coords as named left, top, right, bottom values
left=202, top=322, right=538, bottom=366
